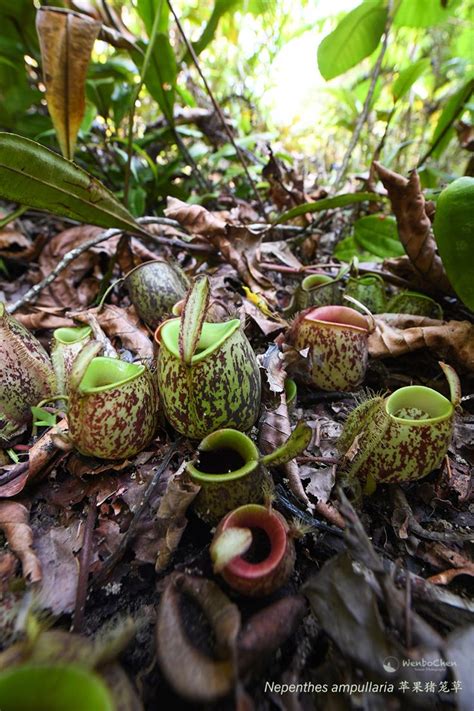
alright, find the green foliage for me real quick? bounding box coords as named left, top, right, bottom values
left=433, top=176, right=474, bottom=309
left=276, top=192, right=385, bottom=224
left=392, top=58, right=430, bottom=103
left=317, top=1, right=387, bottom=81
left=0, top=133, right=145, bottom=234
left=429, top=79, right=474, bottom=160
left=393, top=0, right=461, bottom=28
left=335, top=215, right=404, bottom=262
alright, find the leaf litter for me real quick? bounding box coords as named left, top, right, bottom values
left=0, top=160, right=473, bottom=711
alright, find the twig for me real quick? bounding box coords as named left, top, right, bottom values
left=333, top=4, right=393, bottom=191
left=6, top=218, right=211, bottom=315
left=72, top=494, right=97, bottom=633
left=393, top=488, right=474, bottom=543
left=167, top=0, right=267, bottom=218
left=92, top=442, right=181, bottom=586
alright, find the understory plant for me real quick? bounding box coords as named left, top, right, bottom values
left=156, top=276, right=261, bottom=439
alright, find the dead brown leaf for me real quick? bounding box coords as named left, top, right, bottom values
left=154, top=464, right=200, bottom=571
left=369, top=314, right=474, bottom=372
left=13, top=308, right=75, bottom=330
left=165, top=198, right=275, bottom=295
left=36, top=8, right=101, bottom=159
left=165, top=198, right=227, bottom=237
left=34, top=522, right=81, bottom=614
left=0, top=502, right=41, bottom=583
left=0, top=225, right=32, bottom=260
left=70, top=304, right=154, bottom=358
left=374, top=163, right=452, bottom=293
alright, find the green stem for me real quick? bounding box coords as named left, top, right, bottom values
left=0, top=205, right=28, bottom=229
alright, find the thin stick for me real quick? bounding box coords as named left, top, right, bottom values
left=92, top=442, right=180, bottom=586
left=333, top=4, right=393, bottom=191
left=167, top=0, right=267, bottom=218
left=6, top=218, right=211, bottom=315
left=72, top=494, right=97, bottom=633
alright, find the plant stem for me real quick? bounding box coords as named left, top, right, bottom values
left=0, top=205, right=28, bottom=229
left=167, top=0, right=267, bottom=218
left=334, top=4, right=393, bottom=191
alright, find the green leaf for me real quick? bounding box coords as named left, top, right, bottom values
left=429, top=79, right=474, bottom=159
left=136, top=0, right=169, bottom=35
left=394, top=0, right=460, bottom=28
left=260, top=421, right=312, bottom=468
left=353, top=214, right=404, bottom=258
left=135, top=34, right=177, bottom=124
left=31, top=406, right=57, bottom=428
left=333, top=234, right=376, bottom=262
left=0, top=133, right=147, bottom=235
left=185, top=0, right=241, bottom=61
left=275, top=192, right=384, bottom=224
left=179, top=275, right=210, bottom=365
left=392, top=58, right=430, bottom=103
left=317, top=1, right=387, bottom=81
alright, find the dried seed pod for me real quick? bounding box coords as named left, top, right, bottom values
left=211, top=504, right=295, bottom=597
left=344, top=274, right=387, bottom=313
left=156, top=318, right=261, bottom=439
left=124, top=260, right=189, bottom=329
left=68, top=344, right=159, bottom=459
left=0, top=303, right=56, bottom=446
left=51, top=325, right=92, bottom=395
left=287, top=305, right=371, bottom=391
left=338, top=363, right=459, bottom=489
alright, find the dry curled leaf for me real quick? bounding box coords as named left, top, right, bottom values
left=70, top=304, right=154, bottom=359
left=237, top=595, right=307, bottom=674
left=34, top=522, right=82, bottom=615
left=154, top=464, right=200, bottom=571
left=156, top=573, right=240, bottom=702
left=369, top=314, right=474, bottom=372
left=0, top=502, right=41, bottom=583
left=374, top=162, right=452, bottom=293
left=165, top=197, right=227, bottom=237
left=36, top=8, right=101, bottom=159
left=165, top=198, right=275, bottom=296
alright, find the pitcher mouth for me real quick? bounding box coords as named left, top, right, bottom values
left=156, top=318, right=240, bottom=363
left=301, top=274, right=334, bottom=291
left=79, top=357, right=145, bottom=393
left=305, top=305, right=369, bottom=332
left=187, top=429, right=259, bottom=483
left=53, top=326, right=92, bottom=345
left=222, top=505, right=287, bottom=578
left=386, top=385, right=453, bottom=424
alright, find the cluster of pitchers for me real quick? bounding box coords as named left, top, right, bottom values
left=0, top=258, right=458, bottom=499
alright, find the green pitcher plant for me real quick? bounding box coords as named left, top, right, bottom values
left=293, top=273, right=342, bottom=312
left=0, top=303, right=56, bottom=446
left=0, top=664, right=114, bottom=711
left=344, top=274, right=387, bottom=314
left=287, top=304, right=373, bottom=391
left=186, top=421, right=312, bottom=523
left=51, top=325, right=92, bottom=396
left=155, top=275, right=261, bottom=439
left=385, top=290, right=443, bottom=319
left=337, top=362, right=460, bottom=492
left=125, top=259, right=189, bottom=330
left=67, top=342, right=159, bottom=459
left=210, top=503, right=295, bottom=597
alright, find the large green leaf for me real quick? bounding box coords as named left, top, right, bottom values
left=353, top=214, right=404, bottom=258
left=317, top=1, right=387, bottom=81
left=392, top=58, right=430, bottom=103
left=275, top=192, right=385, bottom=224
left=0, top=133, right=146, bottom=235
left=136, top=0, right=169, bottom=36
left=394, top=0, right=460, bottom=28
left=429, top=79, right=474, bottom=159
left=186, top=0, right=241, bottom=61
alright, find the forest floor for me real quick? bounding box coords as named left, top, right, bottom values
left=0, top=166, right=473, bottom=710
